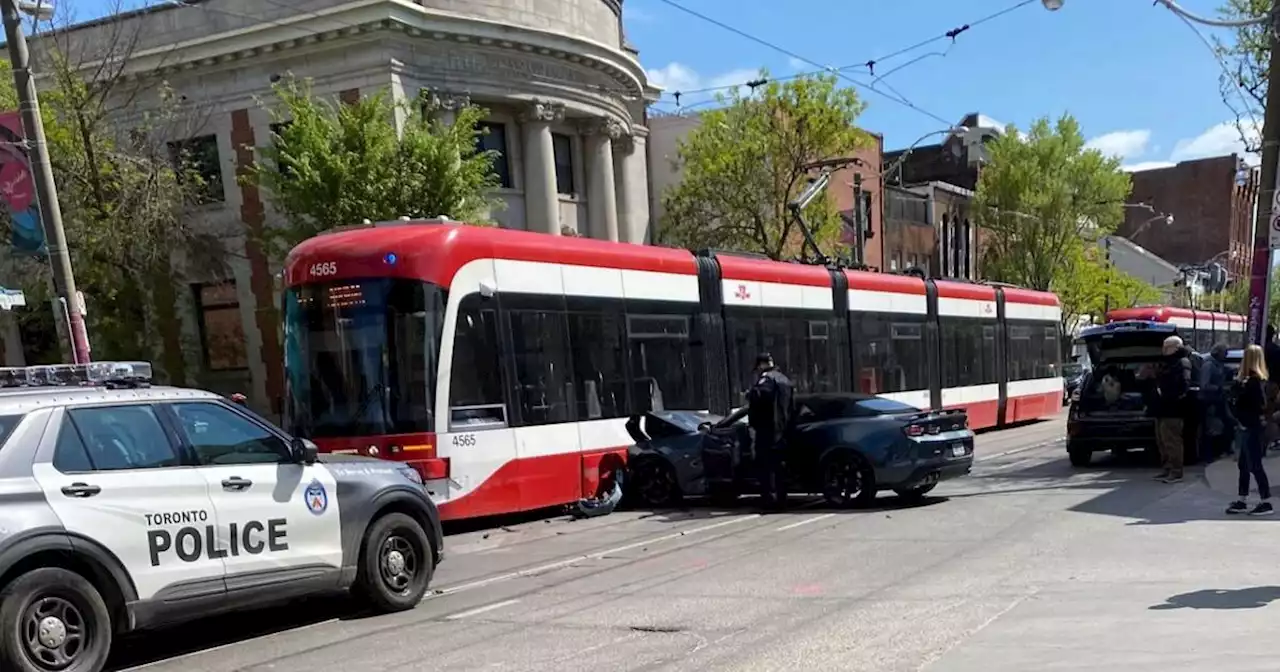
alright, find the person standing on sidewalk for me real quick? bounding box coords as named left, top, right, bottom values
left=1226, top=345, right=1274, bottom=516
left=1197, top=344, right=1232, bottom=462
left=1147, top=335, right=1192, bottom=483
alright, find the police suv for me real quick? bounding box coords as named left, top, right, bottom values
left=0, top=362, right=444, bottom=672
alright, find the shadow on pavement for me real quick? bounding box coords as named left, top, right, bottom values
left=1149, top=586, right=1280, bottom=610
left=105, top=595, right=370, bottom=671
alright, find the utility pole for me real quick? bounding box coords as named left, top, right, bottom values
left=1, top=0, right=90, bottom=363
left=1103, top=236, right=1112, bottom=317
left=1247, top=1, right=1280, bottom=346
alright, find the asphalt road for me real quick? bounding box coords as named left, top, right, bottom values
left=110, top=414, right=1280, bottom=671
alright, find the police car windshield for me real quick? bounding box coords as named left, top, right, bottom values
left=283, top=278, right=444, bottom=438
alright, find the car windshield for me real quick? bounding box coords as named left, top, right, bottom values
left=283, top=278, right=445, bottom=438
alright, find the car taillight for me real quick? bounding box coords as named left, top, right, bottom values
left=904, top=424, right=925, bottom=437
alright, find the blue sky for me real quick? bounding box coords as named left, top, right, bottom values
left=625, top=0, right=1257, bottom=170
left=72, top=0, right=1255, bottom=170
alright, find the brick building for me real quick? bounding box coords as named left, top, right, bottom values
left=1121, top=155, right=1257, bottom=280
left=881, top=182, right=978, bottom=278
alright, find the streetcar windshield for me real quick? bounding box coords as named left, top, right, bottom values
left=283, top=279, right=445, bottom=438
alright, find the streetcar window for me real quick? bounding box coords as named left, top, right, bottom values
left=450, top=295, right=507, bottom=429
left=1006, top=321, right=1060, bottom=381
left=508, top=310, right=574, bottom=425
left=567, top=310, right=627, bottom=420
left=850, top=312, right=928, bottom=394
left=626, top=310, right=706, bottom=412
left=283, top=279, right=443, bottom=438
left=939, top=317, right=998, bottom=387
left=725, top=307, right=842, bottom=396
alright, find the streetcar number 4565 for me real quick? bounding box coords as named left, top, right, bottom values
left=310, top=262, right=338, bottom=277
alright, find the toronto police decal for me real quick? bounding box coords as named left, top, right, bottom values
left=305, top=478, right=328, bottom=515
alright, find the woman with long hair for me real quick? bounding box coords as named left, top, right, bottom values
left=1227, top=344, right=1274, bottom=515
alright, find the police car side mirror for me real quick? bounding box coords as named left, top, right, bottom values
left=291, top=437, right=319, bottom=465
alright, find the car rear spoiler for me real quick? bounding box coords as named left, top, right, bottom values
left=904, top=408, right=967, bottom=423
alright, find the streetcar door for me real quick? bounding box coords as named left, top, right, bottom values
left=440, top=290, right=522, bottom=518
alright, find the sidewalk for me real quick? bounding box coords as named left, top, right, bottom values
left=933, top=460, right=1280, bottom=671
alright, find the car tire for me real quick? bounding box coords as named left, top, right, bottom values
left=1068, top=445, right=1093, bottom=467
left=821, top=450, right=876, bottom=508
left=353, top=512, right=434, bottom=613
left=0, top=567, right=112, bottom=672
left=893, top=482, right=937, bottom=504
left=626, top=457, right=682, bottom=507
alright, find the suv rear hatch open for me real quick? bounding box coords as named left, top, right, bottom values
left=1073, top=320, right=1176, bottom=418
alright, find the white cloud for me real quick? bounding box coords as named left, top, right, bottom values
left=787, top=57, right=808, bottom=71
left=645, top=62, right=762, bottom=95
left=1169, top=121, right=1260, bottom=164
left=1121, top=161, right=1175, bottom=173
left=1085, top=129, right=1151, bottom=160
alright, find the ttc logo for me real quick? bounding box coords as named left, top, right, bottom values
left=734, top=284, right=751, bottom=301
left=304, top=479, right=328, bottom=516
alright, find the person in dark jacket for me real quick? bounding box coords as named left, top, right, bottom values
left=720, top=353, right=795, bottom=509
left=1265, top=325, right=1280, bottom=388
left=1146, top=335, right=1193, bottom=483
left=1198, top=344, right=1233, bottom=461
left=1226, top=344, right=1274, bottom=515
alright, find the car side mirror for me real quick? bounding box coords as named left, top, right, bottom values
left=291, top=437, right=319, bottom=465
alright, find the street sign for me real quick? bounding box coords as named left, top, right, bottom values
left=1271, top=186, right=1280, bottom=249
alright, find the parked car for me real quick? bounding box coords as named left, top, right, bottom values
left=624, top=393, right=975, bottom=508
left=1066, top=320, right=1204, bottom=466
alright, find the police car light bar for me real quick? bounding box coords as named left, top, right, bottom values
left=0, top=361, right=153, bottom=389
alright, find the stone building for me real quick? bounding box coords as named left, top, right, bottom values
left=18, top=0, right=657, bottom=419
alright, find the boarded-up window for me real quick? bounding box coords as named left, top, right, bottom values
left=194, top=282, right=247, bottom=371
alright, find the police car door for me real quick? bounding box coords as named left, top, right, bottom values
left=165, top=401, right=343, bottom=590
left=30, top=405, right=226, bottom=602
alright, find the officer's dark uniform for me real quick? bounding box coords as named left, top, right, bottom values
left=745, top=355, right=794, bottom=508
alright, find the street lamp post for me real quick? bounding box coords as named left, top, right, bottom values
left=1103, top=207, right=1175, bottom=316
left=0, top=0, right=90, bottom=363
left=1048, top=0, right=1278, bottom=344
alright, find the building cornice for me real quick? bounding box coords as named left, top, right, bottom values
left=75, top=0, right=646, bottom=101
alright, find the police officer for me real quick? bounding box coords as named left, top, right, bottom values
left=721, top=353, right=795, bottom=510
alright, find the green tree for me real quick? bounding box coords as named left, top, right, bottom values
left=975, top=114, right=1132, bottom=299
left=1054, top=244, right=1162, bottom=332
left=247, top=76, right=503, bottom=258
left=0, top=38, right=217, bottom=377
left=1213, top=0, right=1268, bottom=154
left=658, top=72, right=869, bottom=260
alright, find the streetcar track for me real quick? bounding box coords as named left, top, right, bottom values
left=119, top=430, right=1070, bottom=671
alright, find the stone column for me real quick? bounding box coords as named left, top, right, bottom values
left=521, top=101, right=564, bottom=235
left=614, top=131, right=650, bottom=244
left=580, top=118, right=624, bottom=242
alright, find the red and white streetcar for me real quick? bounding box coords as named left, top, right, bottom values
left=1105, top=305, right=1246, bottom=350
left=283, top=221, right=1063, bottom=521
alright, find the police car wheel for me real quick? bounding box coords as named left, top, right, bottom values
left=0, top=567, right=112, bottom=672
left=354, top=513, right=433, bottom=613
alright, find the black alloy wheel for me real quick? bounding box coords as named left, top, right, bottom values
left=821, top=451, right=876, bottom=508
left=628, top=458, right=681, bottom=507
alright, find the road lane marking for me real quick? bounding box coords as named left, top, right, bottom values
left=444, top=598, right=522, bottom=620
left=775, top=513, right=836, bottom=531
left=425, top=513, right=762, bottom=599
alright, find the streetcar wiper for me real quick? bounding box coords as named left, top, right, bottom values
left=347, top=381, right=386, bottom=430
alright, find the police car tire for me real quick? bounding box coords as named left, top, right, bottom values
left=354, top=513, right=433, bottom=613
left=0, top=567, right=112, bottom=672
